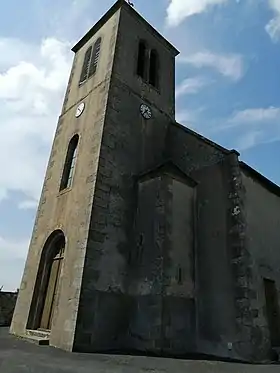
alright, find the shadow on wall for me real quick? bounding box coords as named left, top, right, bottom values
left=0, top=290, right=18, bottom=327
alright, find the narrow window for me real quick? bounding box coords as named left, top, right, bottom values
left=137, top=41, right=146, bottom=79
left=177, top=266, right=182, bottom=285
left=137, top=234, right=144, bottom=263
left=60, top=135, right=79, bottom=191
left=149, top=49, right=159, bottom=88
left=79, top=46, right=92, bottom=84
left=88, top=37, right=102, bottom=78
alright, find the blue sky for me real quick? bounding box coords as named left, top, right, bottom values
left=0, top=0, right=279, bottom=290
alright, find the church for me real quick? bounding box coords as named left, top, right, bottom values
left=10, top=0, right=280, bottom=363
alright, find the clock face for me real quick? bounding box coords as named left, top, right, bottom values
left=140, top=104, right=152, bottom=120
left=75, top=102, right=85, bottom=118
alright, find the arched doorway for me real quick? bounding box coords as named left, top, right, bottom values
left=27, top=230, right=66, bottom=331
left=40, top=234, right=65, bottom=330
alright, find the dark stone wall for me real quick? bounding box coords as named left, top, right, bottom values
left=74, top=75, right=170, bottom=352
left=220, top=154, right=258, bottom=361
left=72, top=1, right=271, bottom=359
left=191, top=158, right=237, bottom=359
left=167, top=124, right=234, bottom=355
left=162, top=176, right=196, bottom=354
left=115, top=5, right=177, bottom=119
left=166, top=124, right=228, bottom=174
left=72, top=3, right=175, bottom=346
left=74, top=84, right=236, bottom=354
left=240, top=166, right=280, bottom=360
left=166, top=128, right=267, bottom=361
left=0, top=292, right=17, bottom=327
left=74, top=99, right=235, bottom=355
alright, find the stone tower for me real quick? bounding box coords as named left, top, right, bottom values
left=10, top=0, right=179, bottom=352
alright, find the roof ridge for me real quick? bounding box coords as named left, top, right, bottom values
left=172, top=121, right=239, bottom=156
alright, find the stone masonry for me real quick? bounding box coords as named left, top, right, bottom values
left=0, top=292, right=17, bottom=327
left=10, top=0, right=280, bottom=364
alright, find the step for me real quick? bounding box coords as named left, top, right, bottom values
left=20, top=329, right=50, bottom=346
left=27, top=329, right=50, bottom=339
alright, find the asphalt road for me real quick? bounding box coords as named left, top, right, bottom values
left=1, top=328, right=280, bottom=373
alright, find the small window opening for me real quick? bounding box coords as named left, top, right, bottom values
left=177, top=266, right=183, bottom=285
left=137, top=41, right=146, bottom=79
left=137, top=234, right=144, bottom=263
left=139, top=233, right=144, bottom=246
left=149, top=49, right=159, bottom=88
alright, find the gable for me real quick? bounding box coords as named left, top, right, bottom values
left=136, top=160, right=197, bottom=187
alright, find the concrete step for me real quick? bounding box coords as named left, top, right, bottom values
left=20, top=329, right=50, bottom=346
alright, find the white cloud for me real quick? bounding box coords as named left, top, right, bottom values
left=0, top=39, right=38, bottom=71
left=175, top=107, right=207, bottom=132
left=0, top=37, right=72, bottom=206
left=266, top=0, right=280, bottom=42
left=0, top=36, right=72, bottom=291
left=175, top=76, right=212, bottom=97
left=176, top=110, right=196, bottom=124
left=0, top=237, right=28, bottom=262
left=18, top=200, right=38, bottom=210
left=212, top=107, right=280, bottom=150
left=236, top=130, right=263, bottom=151
left=0, top=0, right=97, bottom=293
left=179, top=51, right=244, bottom=81
left=166, top=0, right=228, bottom=27
left=229, top=106, right=280, bottom=124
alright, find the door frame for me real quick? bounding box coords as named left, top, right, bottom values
left=26, top=230, right=66, bottom=331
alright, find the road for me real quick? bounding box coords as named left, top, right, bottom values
left=0, top=328, right=279, bottom=373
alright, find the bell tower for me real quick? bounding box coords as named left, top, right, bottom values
left=10, top=0, right=179, bottom=352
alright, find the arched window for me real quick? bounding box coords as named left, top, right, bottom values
left=149, top=49, right=159, bottom=88
left=79, top=46, right=92, bottom=84
left=60, top=135, right=79, bottom=191
left=89, top=37, right=102, bottom=78
left=137, top=40, right=147, bottom=79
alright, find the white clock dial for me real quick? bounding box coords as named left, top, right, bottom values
left=140, top=104, right=152, bottom=120
left=75, top=102, right=85, bottom=118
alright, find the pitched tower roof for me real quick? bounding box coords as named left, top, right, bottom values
left=72, top=0, right=179, bottom=55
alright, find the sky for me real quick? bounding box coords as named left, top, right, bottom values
left=0, top=0, right=279, bottom=291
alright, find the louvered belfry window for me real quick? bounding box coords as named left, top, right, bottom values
left=79, top=46, right=92, bottom=84
left=89, top=37, right=101, bottom=78
left=79, top=37, right=102, bottom=85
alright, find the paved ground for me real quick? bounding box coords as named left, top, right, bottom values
left=1, top=328, right=280, bottom=373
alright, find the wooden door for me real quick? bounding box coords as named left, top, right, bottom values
left=264, top=278, right=280, bottom=347
left=40, top=247, right=64, bottom=330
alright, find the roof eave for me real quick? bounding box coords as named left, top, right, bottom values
left=240, top=161, right=280, bottom=197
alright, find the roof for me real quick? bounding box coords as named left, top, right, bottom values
left=169, top=122, right=280, bottom=197
left=72, top=0, right=180, bottom=54
left=136, top=160, right=197, bottom=186
left=240, top=161, right=280, bottom=198
left=171, top=121, right=240, bottom=156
